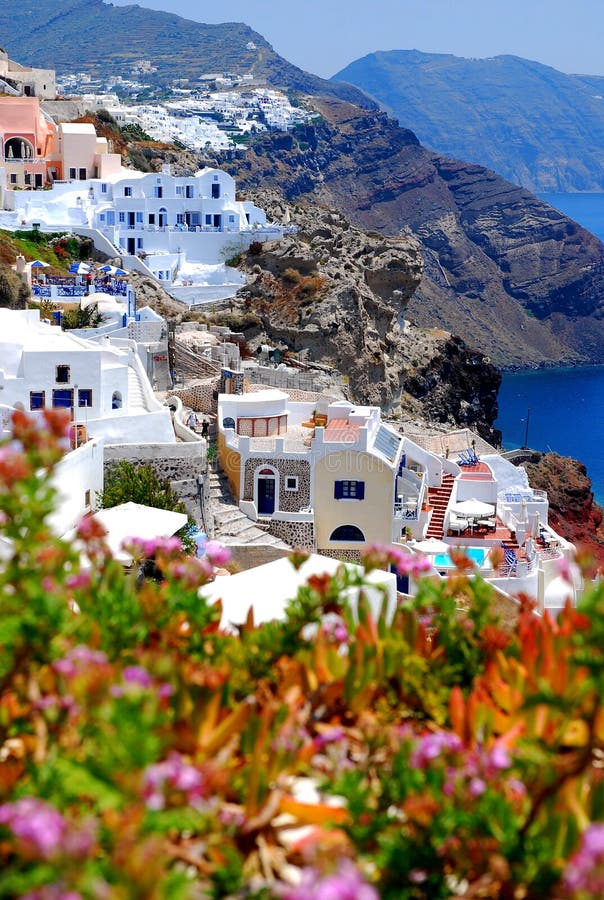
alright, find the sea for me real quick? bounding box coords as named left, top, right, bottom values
left=495, top=193, right=604, bottom=505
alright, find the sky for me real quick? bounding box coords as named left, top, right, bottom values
left=109, top=0, right=604, bottom=79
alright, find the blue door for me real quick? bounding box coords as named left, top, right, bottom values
left=258, top=478, right=275, bottom=515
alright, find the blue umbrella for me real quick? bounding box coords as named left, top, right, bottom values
left=69, top=262, right=92, bottom=275
left=29, top=260, right=49, bottom=268
left=99, top=264, right=128, bottom=276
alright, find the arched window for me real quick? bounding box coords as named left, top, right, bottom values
left=5, top=137, right=34, bottom=160
left=158, top=207, right=167, bottom=228
left=223, top=416, right=235, bottom=430
left=112, top=391, right=122, bottom=410
left=330, top=525, right=365, bottom=542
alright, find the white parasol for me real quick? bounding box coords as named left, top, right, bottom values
left=412, top=538, right=450, bottom=555
left=449, top=498, right=495, bottom=519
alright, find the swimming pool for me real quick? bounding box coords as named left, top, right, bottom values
left=433, top=548, right=488, bottom=568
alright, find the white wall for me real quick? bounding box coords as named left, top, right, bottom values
left=48, top=437, right=105, bottom=535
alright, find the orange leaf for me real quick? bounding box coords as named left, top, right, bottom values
left=279, top=795, right=350, bottom=827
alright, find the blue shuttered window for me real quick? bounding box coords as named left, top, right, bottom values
left=334, top=480, right=365, bottom=500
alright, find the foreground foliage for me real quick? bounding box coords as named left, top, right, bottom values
left=1, top=411, right=604, bottom=899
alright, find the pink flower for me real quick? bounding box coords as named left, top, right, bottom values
left=362, top=543, right=432, bottom=579
left=22, top=887, right=82, bottom=900
left=469, top=777, right=487, bottom=797
left=557, top=556, right=579, bottom=585
left=409, top=730, right=463, bottom=769
left=0, top=797, right=66, bottom=859
left=204, top=540, right=231, bottom=567
left=280, top=861, right=378, bottom=899
left=488, top=744, right=512, bottom=771
left=123, top=665, right=154, bottom=688
left=564, top=823, right=604, bottom=895
left=142, top=753, right=203, bottom=810
left=124, top=535, right=183, bottom=558
left=53, top=645, right=108, bottom=678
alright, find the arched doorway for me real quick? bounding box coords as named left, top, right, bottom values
left=257, top=467, right=276, bottom=515
left=158, top=207, right=167, bottom=228
left=330, top=524, right=366, bottom=542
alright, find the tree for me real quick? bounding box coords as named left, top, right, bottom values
left=61, top=303, right=103, bottom=330
left=0, top=265, right=29, bottom=309
left=101, top=460, right=196, bottom=553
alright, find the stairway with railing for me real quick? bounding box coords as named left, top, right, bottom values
left=426, top=473, right=455, bottom=539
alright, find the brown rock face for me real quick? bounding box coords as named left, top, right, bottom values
left=229, top=199, right=501, bottom=438
left=524, top=453, right=604, bottom=564
left=229, top=99, right=604, bottom=369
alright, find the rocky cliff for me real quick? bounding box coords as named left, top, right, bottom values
left=523, top=453, right=604, bottom=566
left=221, top=196, right=502, bottom=442
left=334, top=50, right=604, bottom=194
left=226, top=99, right=604, bottom=369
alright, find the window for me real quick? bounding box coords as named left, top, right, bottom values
left=137, top=238, right=143, bottom=249
left=148, top=213, right=155, bottom=225
left=52, top=389, right=73, bottom=409
left=185, top=185, right=193, bottom=198
left=176, top=213, right=185, bottom=224
left=330, top=525, right=366, bottom=542
left=334, top=480, right=365, bottom=500
left=153, top=186, right=163, bottom=198
left=79, top=168, right=86, bottom=180
left=228, top=215, right=235, bottom=223
left=69, top=167, right=76, bottom=179
left=205, top=214, right=212, bottom=225
left=9, top=173, right=17, bottom=185
left=175, top=185, right=183, bottom=195
left=124, top=186, right=132, bottom=197
left=211, top=182, right=221, bottom=199
left=136, top=211, right=143, bottom=223
left=78, top=389, right=92, bottom=407
left=84, top=489, right=91, bottom=507
left=24, top=173, right=31, bottom=185
left=285, top=476, right=298, bottom=491
left=101, top=183, right=107, bottom=193
left=56, top=365, right=70, bottom=384
left=29, top=391, right=45, bottom=410
left=119, top=212, right=125, bottom=223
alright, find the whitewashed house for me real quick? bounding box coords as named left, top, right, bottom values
left=0, top=309, right=175, bottom=446
left=13, top=165, right=283, bottom=286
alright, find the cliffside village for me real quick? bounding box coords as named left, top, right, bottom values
left=0, top=50, right=581, bottom=621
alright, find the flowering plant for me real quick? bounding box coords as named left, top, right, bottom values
left=1, top=411, right=604, bottom=898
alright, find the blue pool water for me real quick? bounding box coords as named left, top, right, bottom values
left=433, top=548, right=487, bottom=568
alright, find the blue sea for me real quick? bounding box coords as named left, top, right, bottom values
left=495, top=193, right=604, bottom=504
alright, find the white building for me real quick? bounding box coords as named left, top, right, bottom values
left=216, top=387, right=578, bottom=615
left=0, top=309, right=175, bottom=446
left=12, top=165, right=285, bottom=287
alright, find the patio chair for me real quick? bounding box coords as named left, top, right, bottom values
left=457, top=450, right=472, bottom=466
left=503, top=547, right=518, bottom=575
left=449, top=514, right=468, bottom=535
left=467, top=447, right=480, bottom=465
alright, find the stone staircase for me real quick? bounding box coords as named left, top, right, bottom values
left=209, top=469, right=290, bottom=548
left=426, top=473, right=455, bottom=539
left=127, top=366, right=147, bottom=412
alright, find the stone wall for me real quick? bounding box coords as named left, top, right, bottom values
left=267, top=519, right=314, bottom=551
left=104, top=442, right=205, bottom=483
left=318, top=548, right=363, bottom=564
left=243, top=456, right=310, bottom=510
left=171, top=379, right=220, bottom=414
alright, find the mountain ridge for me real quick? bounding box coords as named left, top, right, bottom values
left=334, top=49, right=604, bottom=192
left=0, top=0, right=373, bottom=108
